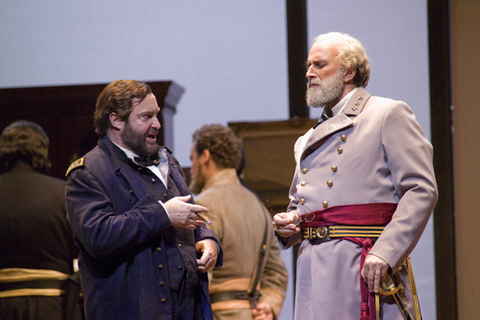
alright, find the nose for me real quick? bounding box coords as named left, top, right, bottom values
left=306, top=65, right=316, bottom=80
left=152, top=115, right=161, bottom=130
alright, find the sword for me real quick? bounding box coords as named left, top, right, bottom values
left=379, top=275, right=413, bottom=320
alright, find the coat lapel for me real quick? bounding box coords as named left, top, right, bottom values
left=301, top=88, right=372, bottom=161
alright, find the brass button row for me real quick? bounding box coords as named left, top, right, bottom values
left=298, top=133, right=348, bottom=210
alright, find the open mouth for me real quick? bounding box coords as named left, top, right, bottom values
left=146, top=133, right=157, bottom=142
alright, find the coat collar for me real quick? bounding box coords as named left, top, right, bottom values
left=201, top=168, right=240, bottom=193
left=301, top=87, right=372, bottom=161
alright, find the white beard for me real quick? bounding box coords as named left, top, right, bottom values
left=306, top=69, right=345, bottom=108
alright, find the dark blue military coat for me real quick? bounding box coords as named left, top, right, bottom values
left=66, top=136, right=222, bottom=320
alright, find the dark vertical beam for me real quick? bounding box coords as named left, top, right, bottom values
left=286, top=0, right=309, bottom=119
left=428, top=0, right=457, bottom=319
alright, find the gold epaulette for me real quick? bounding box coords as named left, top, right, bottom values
left=65, top=158, right=85, bottom=177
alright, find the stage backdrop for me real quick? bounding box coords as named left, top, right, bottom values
left=0, top=1, right=434, bottom=318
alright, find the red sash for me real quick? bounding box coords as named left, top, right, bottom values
left=299, top=202, right=396, bottom=228
left=299, top=202, right=397, bottom=320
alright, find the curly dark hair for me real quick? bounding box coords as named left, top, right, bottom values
left=0, top=120, right=50, bottom=174
left=192, top=124, right=243, bottom=170
left=94, top=80, right=152, bottom=136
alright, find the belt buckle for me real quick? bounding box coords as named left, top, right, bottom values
left=315, top=227, right=328, bottom=239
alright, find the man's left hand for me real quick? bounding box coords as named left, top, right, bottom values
left=361, top=254, right=390, bottom=293
left=196, top=239, right=218, bottom=272
left=252, top=302, right=274, bottom=320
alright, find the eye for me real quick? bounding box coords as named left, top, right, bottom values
left=306, top=61, right=325, bottom=71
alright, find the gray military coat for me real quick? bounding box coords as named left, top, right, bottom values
left=280, top=87, right=438, bottom=320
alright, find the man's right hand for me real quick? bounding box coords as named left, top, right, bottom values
left=272, top=212, right=301, bottom=239
left=252, top=302, right=274, bottom=320
left=164, top=195, right=207, bottom=230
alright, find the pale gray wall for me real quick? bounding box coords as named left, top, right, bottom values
left=0, top=1, right=434, bottom=319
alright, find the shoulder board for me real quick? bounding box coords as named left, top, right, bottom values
left=65, top=158, right=85, bottom=177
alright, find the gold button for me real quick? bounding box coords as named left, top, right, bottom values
left=178, top=266, right=182, bottom=270
left=158, top=264, right=163, bottom=269
left=159, top=281, right=165, bottom=286
left=302, top=167, right=308, bottom=174
left=178, top=243, right=182, bottom=248
left=161, top=298, right=166, bottom=303
left=151, top=178, right=156, bottom=183
left=300, top=198, right=305, bottom=205
left=138, top=167, right=142, bottom=171
left=323, top=201, right=328, bottom=208
left=337, top=147, right=343, bottom=154
left=300, top=181, right=307, bottom=187
left=156, top=247, right=162, bottom=252
left=129, top=190, right=133, bottom=193
left=341, top=134, right=347, bottom=142
left=331, top=165, right=338, bottom=172
left=163, top=193, right=167, bottom=198
left=327, top=180, right=333, bottom=187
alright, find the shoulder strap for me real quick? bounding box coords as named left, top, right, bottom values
left=246, top=206, right=269, bottom=308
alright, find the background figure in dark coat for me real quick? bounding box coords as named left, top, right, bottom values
left=65, top=80, right=222, bottom=320
left=0, top=120, right=81, bottom=320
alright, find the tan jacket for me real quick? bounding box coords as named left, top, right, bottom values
left=195, top=169, right=288, bottom=320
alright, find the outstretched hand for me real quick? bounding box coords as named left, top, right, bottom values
left=164, top=195, right=207, bottom=230
left=272, top=212, right=301, bottom=239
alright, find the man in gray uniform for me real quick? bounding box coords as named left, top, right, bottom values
left=273, top=32, right=437, bottom=320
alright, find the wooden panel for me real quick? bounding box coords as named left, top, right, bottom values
left=0, top=81, right=183, bottom=179
left=229, top=118, right=317, bottom=213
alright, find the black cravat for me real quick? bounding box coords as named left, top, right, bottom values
left=134, top=155, right=159, bottom=167
left=313, top=113, right=330, bottom=129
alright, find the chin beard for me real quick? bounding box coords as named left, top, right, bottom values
left=188, top=168, right=206, bottom=195
left=306, top=70, right=345, bottom=108
left=121, top=121, right=160, bottom=157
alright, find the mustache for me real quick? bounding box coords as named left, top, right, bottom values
left=307, top=79, right=321, bottom=89
left=146, top=129, right=159, bottom=136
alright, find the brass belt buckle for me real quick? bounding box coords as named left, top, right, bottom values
left=316, top=227, right=328, bottom=238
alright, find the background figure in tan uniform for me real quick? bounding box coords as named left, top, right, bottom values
left=190, top=124, right=288, bottom=320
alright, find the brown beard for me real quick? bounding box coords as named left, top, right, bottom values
left=121, top=119, right=160, bottom=157
left=188, top=162, right=206, bottom=195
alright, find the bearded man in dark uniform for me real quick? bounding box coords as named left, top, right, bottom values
left=65, top=80, right=222, bottom=320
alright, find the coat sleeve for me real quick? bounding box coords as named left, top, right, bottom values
left=274, top=135, right=305, bottom=249
left=66, top=166, right=171, bottom=259
left=369, top=101, right=438, bottom=272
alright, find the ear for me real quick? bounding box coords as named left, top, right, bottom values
left=199, top=149, right=211, bottom=165
left=109, top=113, right=124, bottom=131
left=344, top=67, right=356, bottom=84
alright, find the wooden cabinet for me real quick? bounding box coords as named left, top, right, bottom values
left=0, top=81, right=184, bottom=179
